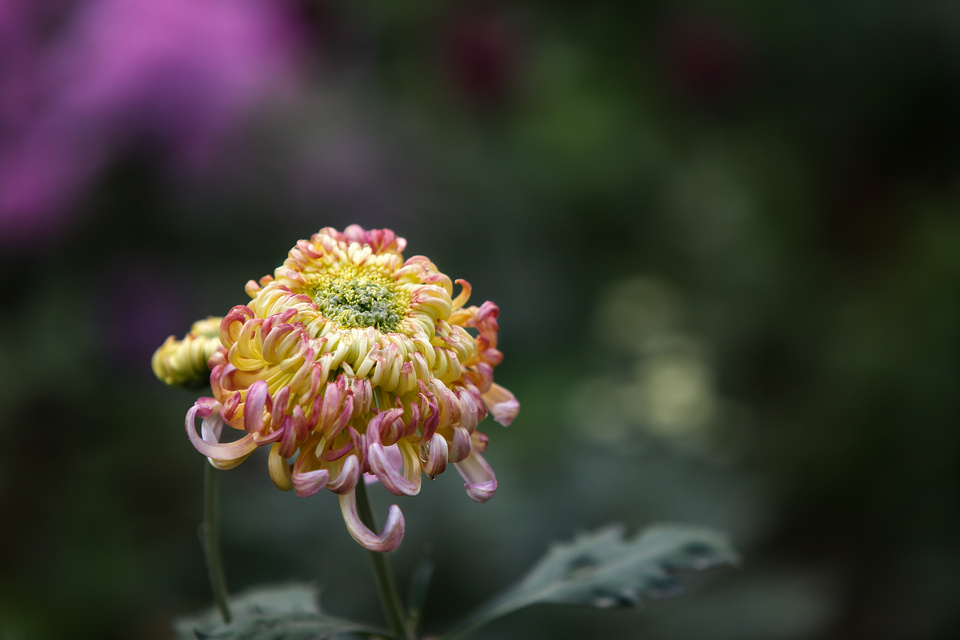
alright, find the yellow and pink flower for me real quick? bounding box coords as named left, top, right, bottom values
left=154, top=225, right=517, bottom=551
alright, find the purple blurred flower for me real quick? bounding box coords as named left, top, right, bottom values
left=658, top=14, right=753, bottom=111
left=443, top=9, right=522, bottom=107
left=0, top=0, right=304, bottom=247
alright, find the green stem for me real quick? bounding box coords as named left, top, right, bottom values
left=203, top=462, right=232, bottom=624
left=355, top=480, right=410, bottom=639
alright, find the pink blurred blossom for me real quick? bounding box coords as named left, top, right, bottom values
left=0, top=0, right=304, bottom=246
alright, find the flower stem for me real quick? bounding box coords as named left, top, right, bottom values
left=202, top=462, right=232, bottom=624
left=355, top=480, right=410, bottom=639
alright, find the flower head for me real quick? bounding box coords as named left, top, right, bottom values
left=155, top=225, right=518, bottom=551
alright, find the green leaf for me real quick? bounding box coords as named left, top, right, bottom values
left=439, top=524, right=739, bottom=640
left=172, top=583, right=387, bottom=640
left=405, top=547, right=435, bottom=636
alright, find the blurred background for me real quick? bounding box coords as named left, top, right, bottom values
left=2, top=1, right=959, bottom=638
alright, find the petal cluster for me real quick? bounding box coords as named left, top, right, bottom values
left=158, top=225, right=517, bottom=551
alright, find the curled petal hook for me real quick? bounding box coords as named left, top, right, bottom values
left=185, top=399, right=258, bottom=469
left=339, top=490, right=405, bottom=552
left=454, top=448, right=498, bottom=503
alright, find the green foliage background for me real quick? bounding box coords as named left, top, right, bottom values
left=2, top=1, right=959, bottom=638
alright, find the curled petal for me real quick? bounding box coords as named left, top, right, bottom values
left=430, top=379, right=461, bottom=430
left=292, top=466, right=329, bottom=498
left=220, top=305, right=254, bottom=348
left=268, top=442, right=293, bottom=491
left=190, top=398, right=216, bottom=424
left=447, top=426, right=471, bottom=463
left=243, top=380, right=269, bottom=433
left=185, top=400, right=258, bottom=468
left=365, top=443, right=402, bottom=486
left=481, top=383, right=519, bottom=427
left=350, top=378, right=373, bottom=417
left=471, top=430, right=490, bottom=454
left=422, top=432, right=448, bottom=477
left=319, top=377, right=346, bottom=427
left=244, top=279, right=262, bottom=297
left=454, top=448, right=497, bottom=503
left=292, top=404, right=309, bottom=443
left=273, top=415, right=295, bottom=458
left=219, top=389, right=242, bottom=424
left=327, top=455, right=361, bottom=494
left=456, top=385, right=484, bottom=434
left=399, top=397, right=421, bottom=439
left=262, top=321, right=293, bottom=363
left=342, top=224, right=403, bottom=254
left=372, top=408, right=405, bottom=447
left=270, top=386, right=291, bottom=417
left=451, top=278, right=472, bottom=311
left=474, top=301, right=501, bottom=344
left=252, top=427, right=285, bottom=446
left=418, top=392, right=440, bottom=442
left=339, top=490, right=405, bottom=552
left=199, top=401, right=224, bottom=445
left=324, top=437, right=357, bottom=462
left=290, top=438, right=329, bottom=497
left=325, top=400, right=354, bottom=440
left=369, top=440, right=421, bottom=497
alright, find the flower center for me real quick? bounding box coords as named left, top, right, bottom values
left=312, top=267, right=407, bottom=333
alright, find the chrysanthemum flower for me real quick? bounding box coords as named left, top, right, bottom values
left=154, top=225, right=518, bottom=551
left=152, top=317, right=223, bottom=388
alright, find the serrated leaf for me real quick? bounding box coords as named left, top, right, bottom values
left=173, top=583, right=387, bottom=640
left=439, top=524, right=739, bottom=640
